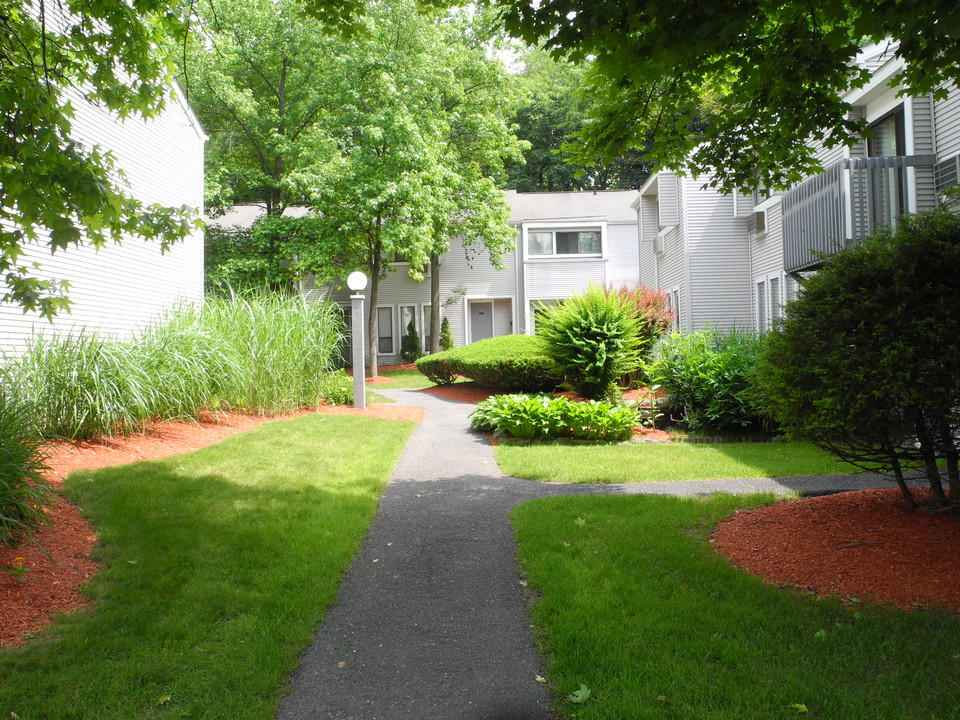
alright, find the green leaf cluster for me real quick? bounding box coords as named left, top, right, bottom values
left=752, top=207, right=960, bottom=510
left=535, top=284, right=643, bottom=401
left=646, top=328, right=766, bottom=432
left=416, top=335, right=563, bottom=391
left=499, top=0, right=960, bottom=191
left=470, top=393, right=640, bottom=441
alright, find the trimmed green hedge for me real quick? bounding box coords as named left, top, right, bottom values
left=415, top=335, right=563, bottom=391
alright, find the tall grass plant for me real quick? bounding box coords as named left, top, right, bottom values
left=2, top=293, right=345, bottom=439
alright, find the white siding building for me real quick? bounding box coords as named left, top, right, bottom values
left=319, top=189, right=641, bottom=364
left=0, top=84, right=206, bottom=353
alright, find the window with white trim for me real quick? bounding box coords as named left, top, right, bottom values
left=377, top=306, right=394, bottom=354
left=527, top=228, right=602, bottom=257
left=755, top=272, right=798, bottom=332
left=668, top=287, right=681, bottom=331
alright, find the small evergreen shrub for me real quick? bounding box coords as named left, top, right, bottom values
left=399, top=320, right=422, bottom=363
left=536, top=284, right=643, bottom=400
left=0, top=390, right=51, bottom=545
left=449, top=335, right=563, bottom=391
left=415, top=351, right=460, bottom=386
left=439, top=316, right=454, bottom=351
left=470, top=393, right=640, bottom=442
left=645, top=328, right=766, bottom=432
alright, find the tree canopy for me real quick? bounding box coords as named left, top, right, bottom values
left=505, top=49, right=652, bottom=191
left=498, top=0, right=960, bottom=190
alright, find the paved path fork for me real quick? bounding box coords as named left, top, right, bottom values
left=276, top=388, right=896, bottom=720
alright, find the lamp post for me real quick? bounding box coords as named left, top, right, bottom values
left=347, top=271, right=368, bottom=410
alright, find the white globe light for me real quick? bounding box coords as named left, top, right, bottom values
left=347, top=271, right=368, bottom=292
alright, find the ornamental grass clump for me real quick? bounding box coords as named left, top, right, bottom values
left=470, top=393, right=639, bottom=442
left=0, top=390, right=51, bottom=545
left=535, top=284, right=643, bottom=401
left=3, top=292, right=346, bottom=439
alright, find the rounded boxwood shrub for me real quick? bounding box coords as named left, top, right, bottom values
left=450, top=335, right=563, bottom=392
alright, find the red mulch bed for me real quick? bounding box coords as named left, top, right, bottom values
left=712, top=487, right=960, bottom=612
left=0, top=404, right=424, bottom=648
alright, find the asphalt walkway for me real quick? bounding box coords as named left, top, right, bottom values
left=276, top=388, right=896, bottom=720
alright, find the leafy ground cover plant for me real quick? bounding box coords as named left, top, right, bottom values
left=646, top=328, right=766, bottom=432
left=753, top=207, right=960, bottom=512
left=512, top=494, right=960, bottom=720
left=470, top=393, right=640, bottom=442
left=536, top=284, right=642, bottom=400
left=0, top=414, right=413, bottom=719
left=0, top=391, right=51, bottom=545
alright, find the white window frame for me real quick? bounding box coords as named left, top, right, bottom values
left=668, top=286, right=681, bottom=332
left=377, top=305, right=396, bottom=355
left=421, top=304, right=434, bottom=353
left=755, top=272, right=789, bottom=333
left=522, top=222, right=607, bottom=261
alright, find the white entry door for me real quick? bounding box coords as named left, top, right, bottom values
left=470, top=301, right=494, bottom=343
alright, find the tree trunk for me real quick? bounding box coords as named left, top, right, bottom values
left=914, top=415, right=948, bottom=507
left=430, top=253, right=441, bottom=354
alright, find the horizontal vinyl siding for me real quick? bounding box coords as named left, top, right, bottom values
left=605, top=220, right=641, bottom=288
left=749, top=200, right=784, bottom=281
left=637, top=197, right=658, bottom=288
left=812, top=137, right=845, bottom=167
left=682, top=179, right=753, bottom=331
left=0, top=85, right=205, bottom=353
left=935, top=81, right=960, bottom=160
left=525, top=260, right=606, bottom=299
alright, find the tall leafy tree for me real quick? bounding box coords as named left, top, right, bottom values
left=506, top=50, right=651, bottom=191
left=498, top=0, right=960, bottom=190
left=184, top=0, right=339, bottom=217
left=309, top=2, right=522, bottom=373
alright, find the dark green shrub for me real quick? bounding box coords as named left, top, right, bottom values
left=646, top=328, right=765, bottom=432
left=753, top=207, right=960, bottom=511
left=416, top=351, right=460, bottom=386
left=400, top=320, right=422, bottom=363
left=449, top=335, right=563, bottom=392
left=0, top=390, right=52, bottom=545
left=439, top=316, right=454, bottom=351
left=536, top=284, right=643, bottom=400
left=469, top=393, right=639, bottom=442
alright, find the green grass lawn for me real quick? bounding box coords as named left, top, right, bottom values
left=0, top=414, right=413, bottom=720
left=495, top=440, right=859, bottom=483
left=512, top=494, right=960, bottom=720
left=375, top=367, right=434, bottom=388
